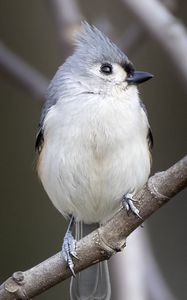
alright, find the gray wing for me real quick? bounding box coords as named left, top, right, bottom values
left=139, top=99, right=153, bottom=151
left=147, top=127, right=153, bottom=151
left=35, top=89, right=58, bottom=153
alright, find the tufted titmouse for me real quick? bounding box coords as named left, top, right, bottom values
left=36, top=22, right=153, bottom=300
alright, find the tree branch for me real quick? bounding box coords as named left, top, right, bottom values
left=119, top=22, right=145, bottom=55
left=0, top=42, right=48, bottom=98
left=110, top=229, right=176, bottom=300
left=118, top=0, right=177, bottom=55
left=48, top=0, right=82, bottom=56
left=0, top=156, right=186, bottom=300
left=121, top=0, right=187, bottom=92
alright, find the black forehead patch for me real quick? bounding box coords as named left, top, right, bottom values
left=122, top=62, right=135, bottom=76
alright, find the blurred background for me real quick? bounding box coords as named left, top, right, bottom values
left=0, top=0, right=186, bottom=299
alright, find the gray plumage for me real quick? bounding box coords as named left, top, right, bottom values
left=74, top=22, right=129, bottom=66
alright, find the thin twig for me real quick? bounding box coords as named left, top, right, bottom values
left=110, top=229, right=176, bottom=300
left=0, top=155, right=186, bottom=300
left=116, top=0, right=177, bottom=55
left=118, top=22, right=145, bottom=55
left=121, top=0, right=187, bottom=92
left=48, top=0, right=82, bottom=56
left=144, top=230, right=176, bottom=300
left=110, top=229, right=149, bottom=300
left=0, top=42, right=48, bottom=98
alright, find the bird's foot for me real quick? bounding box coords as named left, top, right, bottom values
left=62, top=230, right=77, bottom=276
left=122, top=193, right=142, bottom=218
left=61, top=216, right=78, bottom=276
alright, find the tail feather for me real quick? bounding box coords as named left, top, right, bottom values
left=70, top=222, right=111, bottom=300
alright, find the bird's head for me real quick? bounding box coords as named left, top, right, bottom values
left=52, top=22, right=153, bottom=99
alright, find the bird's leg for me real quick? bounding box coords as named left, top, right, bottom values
left=122, top=193, right=142, bottom=218
left=62, top=215, right=77, bottom=277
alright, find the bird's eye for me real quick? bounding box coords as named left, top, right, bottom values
left=100, top=63, right=113, bottom=75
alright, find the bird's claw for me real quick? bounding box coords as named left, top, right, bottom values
left=122, top=193, right=142, bottom=219
left=61, top=231, right=77, bottom=277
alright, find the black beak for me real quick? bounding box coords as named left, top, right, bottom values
left=127, top=71, right=153, bottom=85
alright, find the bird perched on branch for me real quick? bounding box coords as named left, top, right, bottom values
left=36, top=22, right=153, bottom=300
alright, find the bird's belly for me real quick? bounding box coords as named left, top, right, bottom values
left=38, top=134, right=150, bottom=224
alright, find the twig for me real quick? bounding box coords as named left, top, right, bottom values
left=110, top=229, right=176, bottom=300
left=0, top=42, right=48, bottom=98
left=144, top=230, right=176, bottom=300
left=97, top=0, right=177, bottom=55
left=118, top=22, right=145, bottom=55
left=115, top=0, right=177, bottom=55
left=48, top=0, right=82, bottom=56
left=121, top=0, right=187, bottom=92
left=159, top=0, right=177, bottom=11
left=0, top=155, right=186, bottom=300
left=110, top=229, right=149, bottom=300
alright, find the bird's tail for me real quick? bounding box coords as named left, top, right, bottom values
left=70, top=221, right=111, bottom=300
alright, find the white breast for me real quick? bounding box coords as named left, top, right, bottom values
left=38, top=87, right=151, bottom=223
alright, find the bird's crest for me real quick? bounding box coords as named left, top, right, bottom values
left=74, top=21, right=128, bottom=64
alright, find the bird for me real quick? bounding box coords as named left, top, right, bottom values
left=35, top=22, right=153, bottom=300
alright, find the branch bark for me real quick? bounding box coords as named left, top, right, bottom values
left=0, top=156, right=186, bottom=300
